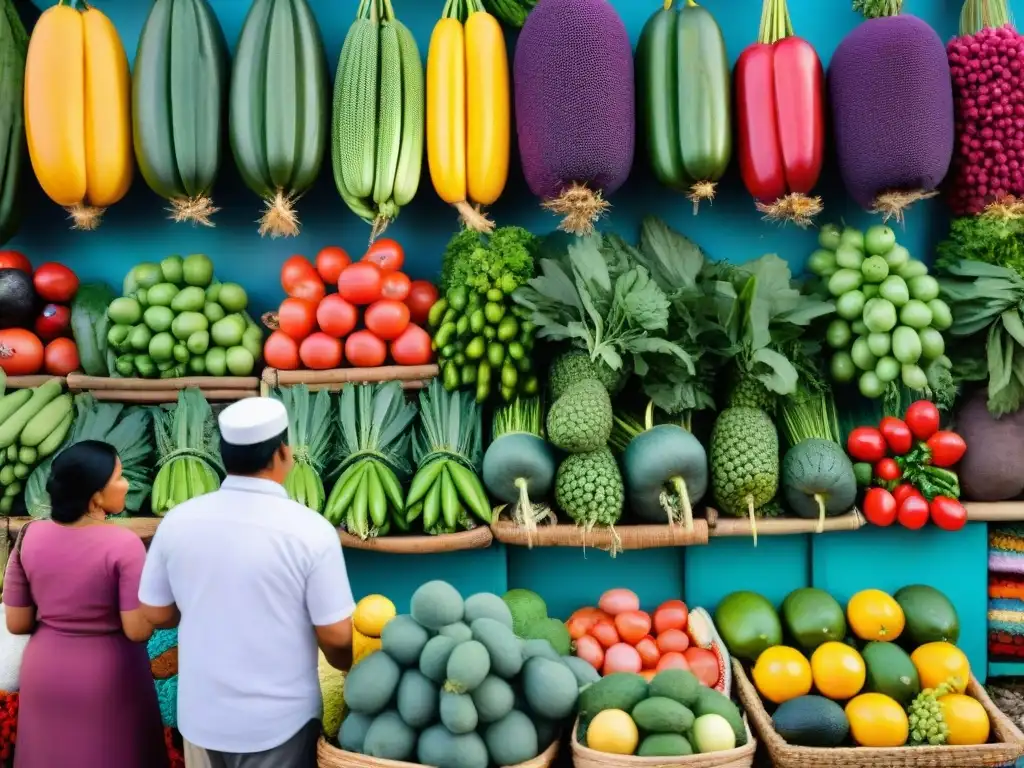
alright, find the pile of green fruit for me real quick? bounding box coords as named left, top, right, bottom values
left=809, top=224, right=953, bottom=398
left=105, top=255, right=262, bottom=379
left=428, top=285, right=538, bottom=403
left=339, top=580, right=582, bottom=767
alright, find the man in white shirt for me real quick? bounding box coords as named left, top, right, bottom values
left=139, top=397, right=355, bottom=768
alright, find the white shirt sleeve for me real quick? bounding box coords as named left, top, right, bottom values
left=306, top=539, right=355, bottom=626
left=139, top=529, right=175, bottom=607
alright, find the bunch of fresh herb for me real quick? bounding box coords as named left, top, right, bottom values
left=439, top=226, right=538, bottom=293
left=937, top=204, right=1024, bottom=279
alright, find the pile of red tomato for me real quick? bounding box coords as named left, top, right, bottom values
left=568, top=588, right=721, bottom=686
left=263, top=240, right=439, bottom=371
left=0, top=251, right=80, bottom=377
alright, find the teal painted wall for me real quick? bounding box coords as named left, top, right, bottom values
left=12, top=0, right=1006, bottom=679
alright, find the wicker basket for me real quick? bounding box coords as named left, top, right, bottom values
left=570, top=716, right=755, bottom=768
left=337, top=527, right=493, bottom=553
left=316, top=736, right=558, bottom=768
left=732, top=659, right=1024, bottom=768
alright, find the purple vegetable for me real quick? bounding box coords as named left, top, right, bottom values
left=513, top=0, right=634, bottom=235
left=828, top=15, right=954, bottom=219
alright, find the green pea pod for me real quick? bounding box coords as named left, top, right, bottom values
left=366, top=461, right=388, bottom=528
left=440, top=466, right=459, bottom=531
left=375, top=463, right=405, bottom=514
left=434, top=322, right=457, bottom=349
left=423, top=475, right=443, bottom=531
left=324, top=462, right=367, bottom=524
left=448, top=285, right=468, bottom=311
left=447, top=461, right=493, bottom=524
left=406, top=459, right=448, bottom=508
left=427, top=298, right=449, bottom=328
left=443, top=361, right=461, bottom=392
left=406, top=501, right=423, bottom=524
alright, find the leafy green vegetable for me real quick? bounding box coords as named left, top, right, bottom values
left=852, top=0, right=902, bottom=19
left=937, top=213, right=1024, bottom=279
left=439, top=226, right=538, bottom=294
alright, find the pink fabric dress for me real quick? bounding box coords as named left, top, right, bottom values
left=2, top=521, right=168, bottom=768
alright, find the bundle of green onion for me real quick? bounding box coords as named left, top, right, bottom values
left=152, top=389, right=223, bottom=515
left=24, top=395, right=155, bottom=519
left=324, top=382, right=416, bottom=538
left=276, top=384, right=334, bottom=513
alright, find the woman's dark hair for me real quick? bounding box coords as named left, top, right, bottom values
left=47, top=440, right=119, bottom=524
left=220, top=430, right=287, bottom=476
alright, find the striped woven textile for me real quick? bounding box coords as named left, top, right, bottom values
left=989, top=527, right=1024, bottom=659
left=990, top=525, right=1024, bottom=574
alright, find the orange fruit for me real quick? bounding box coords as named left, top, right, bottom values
left=911, top=642, right=971, bottom=693
left=847, top=589, right=905, bottom=642
left=938, top=694, right=990, bottom=745
left=752, top=646, right=812, bottom=704
left=845, top=693, right=909, bottom=747
left=811, top=641, right=866, bottom=700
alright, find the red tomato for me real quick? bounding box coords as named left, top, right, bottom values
left=363, top=238, right=404, bottom=272
left=364, top=299, right=410, bottom=341
left=338, top=262, right=383, bottom=305
left=926, top=431, right=967, bottom=467
left=345, top=330, right=387, bottom=368
left=656, top=652, right=691, bottom=672
left=892, top=483, right=921, bottom=507
left=898, top=494, right=930, bottom=530
left=0, top=251, right=30, bottom=273
left=653, top=600, right=689, bottom=635
left=264, top=331, right=300, bottom=370
left=847, top=427, right=887, bottom=463
left=43, top=337, right=79, bottom=375
left=315, top=246, right=351, bottom=284
left=656, top=629, right=690, bottom=654
left=598, top=589, right=640, bottom=616
left=574, top=635, right=604, bottom=671
left=589, top=620, right=620, bottom=649
left=281, top=255, right=318, bottom=291
left=863, top=487, right=898, bottom=527
left=874, top=458, right=901, bottom=483
left=33, top=263, right=78, bottom=303
left=298, top=332, right=343, bottom=370
left=316, top=295, right=358, bottom=339
left=905, top=400, right=940, bottom=441
left=34, top=304, right=71, bottom=341
left=405, top=281, right=439, bottom=326
left=684, top=648, right=721, bottom=687
left=390, top=324, right=433, bottom=366
left=614, top=611, right=652, bottom=646
left=277, top=298, right=318, bottom=341
left=930, top=496, right=968, bottom=532
left=380, top=271, right=411, bottom=301
left=603, top=643, right=642, bottom=676
left=287, top=273, right=326, bottom=303
left=879, top=417, right=913, bottom=455
left=0, top=329, right=43, bottom=375
left=566, top=614, right=599, bottom=641
left=635, top=636, right=661, bottom=669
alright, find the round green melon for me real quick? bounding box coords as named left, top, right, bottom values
left=781, top=439, right=857, bottom=531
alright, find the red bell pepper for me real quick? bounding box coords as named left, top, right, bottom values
left=735, top=0, right=825, bottom=226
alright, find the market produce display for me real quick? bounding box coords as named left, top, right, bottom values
left=0, top=0, right=27, bottom=246
left=276, top=385, right=333, bottom=514
left=229, top=0, right=327, bottom=237
left=107, top=255, right=260, bottom=379
left=24, top=1, right=132, bottom=230
left=513, top=0, right=634, bottom=235
left=338, top=580, right=574, bottom=765
left=132, top=0, right=229, bottom=227
left=266, top=242, right=435, bottom=371
left=636, top=0, right=730, bottom=213
left=426, top=0, right=508, bottom=232
left=150, top=389, right=223, bottom=516
left=828, top=0, right=954, bottom=221
left=333, top=0, right=424, bottom=238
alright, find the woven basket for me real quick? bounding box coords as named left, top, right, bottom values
left=337, top=527, right=493, bottom=553
left=570, top=716, right=755, bottom=768
left=316, top=736, right=558, bottom=768
left=490, top=510, right=709, bottom=552
left=732, top=659, right=1024, bottom=768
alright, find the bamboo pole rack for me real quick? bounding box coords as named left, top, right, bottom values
left=260, top=365, right=438, bottom=395
left=66, top=373, right=259, bottom=403
left=706, top=507, right=865, bottom=537
left=3, top=515, right=161, bottom=542
left=4, top=375, right=65, bottom=389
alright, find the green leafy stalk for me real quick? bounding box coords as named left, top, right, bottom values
left=757, top=0, right=794, bottom=44
left=492, top=397, right=541, bottom=440
left=151, top=389, right=223, bottom=516
left=852, top=0, right=902, bottom=19
left=960, top=0, right=1011, bottom=36
left=335, top=382, right=417, bottom=477
left=780, top=383, right=841, bottom=446
left=412, top=379, right=483, bottom=471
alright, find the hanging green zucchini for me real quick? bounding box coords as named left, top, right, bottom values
left=636, top=0, right=731, bottom=212
left=229, top=0, right=329, bottom=237
left=132, top=0, right=229, bottom=227
left=0, top=0, right=28, bottom=245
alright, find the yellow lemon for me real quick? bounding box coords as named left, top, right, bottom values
left=752, top=646, right=813, bottom=704
left=847, top=589, right=905, bottom=642
left=911, top=642, right=970, bottom=693
left=352, top=628, right=382, bottom=665
left=938, top=693, right=990, bottom=746
left=353, top=594, right=396, bottom=637
left=587, top=709, right=639, bottom=755
left=845, top=693, right=909, bottom=747
left=811, top=641, right=866, bottom=700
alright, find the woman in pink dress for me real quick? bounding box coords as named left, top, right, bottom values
left=2, top=440, right=168, bottom=767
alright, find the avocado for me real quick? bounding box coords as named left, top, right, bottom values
left=715, top=591, right=782, bottom=662
left=782, top=588, right=847, bottom=652
left=894, top=584, right=960, bottom=645
left=773, top=695, right=849, bottom=747
left=0, top=268, right=35, bottom=329
left=862, top=641, right=920, bottom=706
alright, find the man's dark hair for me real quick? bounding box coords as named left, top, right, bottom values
left=220, top=430, right=288, bottom=476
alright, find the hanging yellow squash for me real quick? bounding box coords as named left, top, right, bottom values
left=24, top=1, right=132, bottom=230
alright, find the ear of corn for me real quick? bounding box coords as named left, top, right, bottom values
left=25, top=2, right=132, bottom=231
left=0, top=0, right=28, bottom=245
left=332, top=0, right=424, bottom=241
left=427, top=0, right=509, bottom=232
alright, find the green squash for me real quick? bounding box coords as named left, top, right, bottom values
left=781, top=439, right=856, bottom=532
left=623, top=423, right=707, bottom=528
left=482, top=432, right=556, bottom=527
